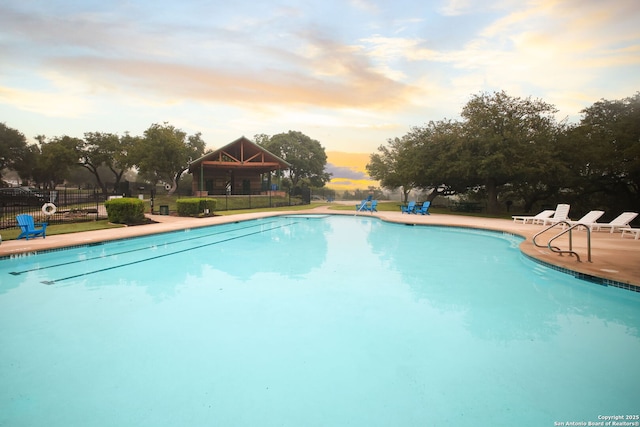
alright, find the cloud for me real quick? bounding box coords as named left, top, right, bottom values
left=325, top=163, right=370, bottom=180
left=467, top=0, right=640, bottom=103
left=360, top=36, right=440, bottom=62
left=438, top=0, right=473, bottom=16
left=1, top=1, right=422, bottom=114
left=349, top=0, right=379, bottom=13
left=0, top=79, right=92, bottom=118
left=327, top=177, right=378, bottom=190
left=45, top=50, right=415, bottom=112
left=356, top=0, right=640, bottom=120
left=328, top=179, right=358, bottom=187
left=0, top=0, right=638, bottom=154
left=324, top=152, right=380, bottom=189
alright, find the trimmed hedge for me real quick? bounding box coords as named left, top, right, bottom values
left=176, top=198, right=217, bottom=217
left=104, top=197, right=146, bottom=224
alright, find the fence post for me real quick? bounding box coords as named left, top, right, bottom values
left=96, top=188, right=100, bottom=221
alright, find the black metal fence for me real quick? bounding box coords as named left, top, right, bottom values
left=1, top=187, right=313, bottom=228
left=208, top=192, right=305, bottom=212
left=0, top=189, right=108, bottom=230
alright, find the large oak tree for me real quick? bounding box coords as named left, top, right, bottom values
left=131, top=123, right=206, bottom=195
left=458, top=91, right=561, bottom=213
left=80, top=132, right=138, bottom=196
left=367, top=134, right=421, bottom=204
left=257, top=131, right=331, bottom=189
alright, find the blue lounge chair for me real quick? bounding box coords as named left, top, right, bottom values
left=415, top=201, right=431, bottom=215
left=401, top=201, right=416, bottom=214
left=363, top=200, right=378, bottom=213
left=356, top=200, right=369, bottom=211
left=16, top=214, right=47, bottom=240
left=356, top=195, right=374, bottom=212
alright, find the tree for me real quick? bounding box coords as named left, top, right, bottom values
left=253, top=133, right=270, bottom=146
left=505, top=118, right=571, bottom=212
left=0, top=123, right=29, bottom=173
left=132, top=123, right=206, bottom=194
left=366, top=135, right=421, bottom=203
left=38, top=136, right=83, bottom=188
left=367, top=120, right=467, bottom=204
left=12, top=143, right=41, bottom=184
left=258, top=131, right=331, bottom=189
left=458, top=91, right=560, bottom=213
left=0, top=123, right=42, bottom=184
left=409, top=119, right=467, bottom=201
left=567, top=92, right=640, bottom=212
left=81, top=132, right=137, bottom=196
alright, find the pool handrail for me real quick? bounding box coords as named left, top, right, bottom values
left=532, top=220, right=592, bottom=263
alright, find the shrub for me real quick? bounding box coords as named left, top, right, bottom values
left=104, top=197, right=146, bottom=224
left=176, top=198, right=216, bottom=217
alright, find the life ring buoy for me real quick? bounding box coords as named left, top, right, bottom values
left=42, top=203, right=57, bottom=215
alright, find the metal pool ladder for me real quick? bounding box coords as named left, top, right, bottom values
left=532, top=221, right=592, bottom=262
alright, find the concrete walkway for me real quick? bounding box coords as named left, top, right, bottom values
left=1, top=206, right=639, bottom=289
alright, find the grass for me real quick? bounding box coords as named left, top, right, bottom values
left=0, top=199, right=514, bottom=242
left=148, top=194, right=299, bottom=212
left=329, top=201, right=400, bottom=212
left=1, top=220, right=125, bottom=241
left=328, top=201, right=514, bottom=218
left=215, top=202, right=326, bottom=216
left=0, top=203, right=325, bottom=241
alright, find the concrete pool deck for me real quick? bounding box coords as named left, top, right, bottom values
left=1, top=205, right=639, bottom=290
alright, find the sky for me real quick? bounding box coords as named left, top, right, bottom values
left=1, top=0, right=639, bottom=190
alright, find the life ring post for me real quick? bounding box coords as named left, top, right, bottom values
left=42, top=203, right=57, bottom=216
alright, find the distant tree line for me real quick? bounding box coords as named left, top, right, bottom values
left=0, top=122, right=205, bottom=196
left=0, top=123, right=331, bottom=197
left=367, top=91, right=640, bottom=216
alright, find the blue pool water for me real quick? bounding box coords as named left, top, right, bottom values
left=1, top=215, right=639, bottom=426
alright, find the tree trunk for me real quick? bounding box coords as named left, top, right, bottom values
left=402, top=187, right=410, bottom=204
left=167, top=170, right=185, bottom=196
left=523, top=198, right=537, bottom=213
left=110, top=167, right=125, bottom=196
left=82, top=164, right=108, bottom=197
left=486, top=178, right=500, bottom=214
left=167, top=181, right=177, bottom=195
left=427, top=188, right=440, bottom=202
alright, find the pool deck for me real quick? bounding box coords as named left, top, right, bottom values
left=1, top=205, right=639, bottom=290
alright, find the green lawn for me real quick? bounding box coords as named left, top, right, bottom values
left=216, top=202, right=326, bottom=216
left=1, top=220, right=125, bottom=241
left=329, top=201, right=513, bottom=218
left=0, top=203, right=324, bottom=241
left=1, top=200, right=513, bottom=242
left=329, top=201, right=400, bottom=212
left=147, top=194, right=300, bottom=212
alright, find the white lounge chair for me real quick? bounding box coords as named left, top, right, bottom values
left=541, top=204, right=571, bottom=226
left=565, top=210, right=605, bottom=231
left=621, top=228, right=640, bottom=240
left=594, top=212, right=639, bottom=233
left=512, top=209, right=555, bottom=224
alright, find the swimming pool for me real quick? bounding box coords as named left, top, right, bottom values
left=1, top=215, right=639, bottom=426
